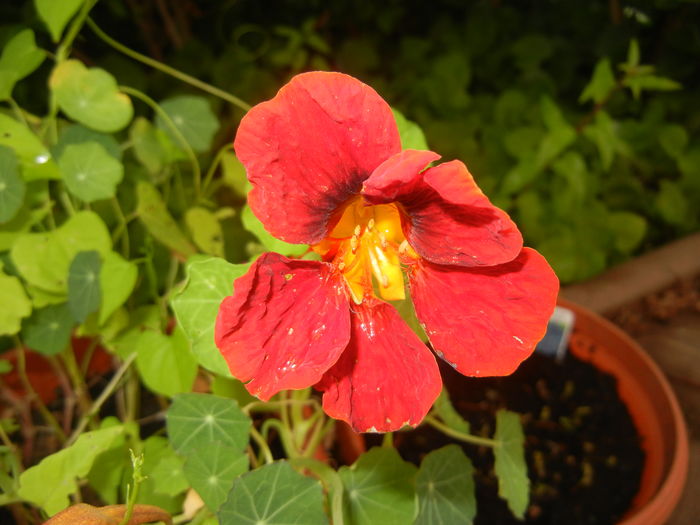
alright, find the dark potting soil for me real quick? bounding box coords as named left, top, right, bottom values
left=393, top=351, right=646, bottom=525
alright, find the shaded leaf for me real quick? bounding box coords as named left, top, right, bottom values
left=220, top=152, right=250, bottom=197
left=22, top=302, right=74, bottom=355
left=67, top=250, right=102, bottom=323
left=98, top=251, right=138, bottom=325
left=167, top=393, right=251, bottom=455
left=218, top=461, right=328, bottom=525
left=0, top=145, right=25, bottom=223
left=338, top=447, right=417, bottom=525
left=579, top=58, right=616, bottom=104
left=183, top=441, right=248, bottom=512
left=150, top=454, right=188, bottom=497
left=609, top=211, right=647, bottom=253
left=156, top=96, right=219, bottom=153
left=170, top=255, right=250, bottom=376
left=655, top=180, right=688, bottom=226
left=415, top=445, right=476, bottom=525
left=59, top=142, right=124, bottom=202
left=18, top=426, right=123, bottom=515
left=433, top=388, right=470, bottom=434
left=185, top=207, right=224, bottom=257
left=658, top=124, right=688, bottom=159
left=53, top=124, right=122, bottom=161
left=493, top=410, right=529, bottom=519
left=50, top=60, right=133, bottom=132
left=136, top=181, right=196, bottom=257
left=0, top=29, right=45, bottom=100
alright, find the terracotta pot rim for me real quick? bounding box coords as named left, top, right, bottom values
left=559, top=298, right=689, bottom=525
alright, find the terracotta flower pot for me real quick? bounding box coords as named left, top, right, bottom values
left=561, top=299, right=689, bottom=524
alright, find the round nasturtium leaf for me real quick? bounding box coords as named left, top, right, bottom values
left=0, top=29, right=45, bottom=100
left=53, top=124, right=122, bottom=161
left=0, top=114, right=60, bottom=181
left=218, top=461, right=329, bottom=525
left=0, top=270, right=32, bottom=336
left=58, top=142, right=124, bottom=202
left=67, top=250, right=102, bottom=323
left=22, top=302, right=75, bottom=355
left=49, top=60, right=133, bottom=132
left=0, top=145, right=26, bottom=223
left=35, top=0, right=84, bottom=42
left=156, top=95, right=219, bottom=153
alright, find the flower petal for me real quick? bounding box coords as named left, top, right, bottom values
left=316, top=300, right=441, bottom=432
left=364, top=158, right=522, bottom=266
left=234, top=72, right=401, bottom=244
left=215, top=253, right=351, bottom=400
left=361, top=149, right=441, bottom=201
left=409, top=248, right=559, bottom=377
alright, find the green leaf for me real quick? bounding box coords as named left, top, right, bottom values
left=658, top=124, right=688, bottom=159
left=0, top=359, right=13, bottom=374
left=0, top=146, right=25, bottom=223
left=0, top=270, right=32, bottom=336
left=67, top=250, right=102, bottom=323
left=98, top=251, right=138, bottom=325
left=536, top=97, right=576, bottom=168
left=167, top=393, right=251, bottom=455
left=184, top=441, right=249, bottom=512
left=218, top=461, right=328, bottom=525
left=35, top=0, right=84, bottom=41
left=339, top=447, right=417, bottom=525
left=655, top=180, right=688, bottom=226
left=0, top=114, right=60, bottom=181
left=579, top=58, right=616, bottom=104
left=22, top=302, right=74, bottom=355
left=59, top=141, right=124, bottom=202
left=609, top=211, right=647, bottom=253
left=583, top=111, right=630, bottom=171
left=392, top=108, right=429, bottom=150
left=135, top=436, right=188, bottom=514
left=170, top=255, right=250, bottom=376
left=50, top=60, right=133, bottom=132
left=11, top=210, right=111, bottom=294
left=107, top=305, right=160, bottom=359
left=415, top=445, right=476, bottom=525
left=0, top=29, right=45, bottom=100
left=156, top=96, right=220, bottom=153
left=149, top=454, right=189, bottom=497
left=129, top=117, right=178, bottom=174
left=493, top=410, right=529, bottom=519
left=220, top=152, right=251, bottom=197
left=624, top=75, right=681, bottom=99
left=241, top=205, right=307, bottom=257
left=626, top=39, right=640, bottom=68
left=53, top=124, right=122, bottom=161
left=433, top=388, right=470, bottom=434
left=18, top=425, right=123, bottom=515
left=86, top=418, right=133, bottom=505
left=136, top=181, right=196, bottom=257
left=185, top=207, right=225, bottom=257
left=503, top=126, right=542, bottom=160
left=135, top=327, right=198, bottom=397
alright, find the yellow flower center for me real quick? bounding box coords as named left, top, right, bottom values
left=312, top=197, right=417, bottom=304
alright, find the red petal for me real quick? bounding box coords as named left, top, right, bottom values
left=364, top=158, right=522, bottom=266
left=316, top=300, right=441, bottom=432
left=362, top=149, right=441, bottom=201
left=409, top=248, right=559, bottom=376
left=215, top=253, right=351, bottom=400
left=234, top=72, right=401, bottom=244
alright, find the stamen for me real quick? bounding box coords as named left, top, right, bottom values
left=398, top=240, right=409, bottom=254
left=350, top=235, right=359, bottom=253
left=378, top=232, right=388, bottom=250
left=354, top=225, right=361, bottom=237
left=380, top=274, right=389, bottom=288
left=367, top=218, right=375, bottom=231
left=337, top=261, right=345, bottom=271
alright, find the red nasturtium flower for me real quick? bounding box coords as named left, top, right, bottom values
left=215, top=72, right=559, bottom=433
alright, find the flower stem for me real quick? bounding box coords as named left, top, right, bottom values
left=289, top=458, right=345, bottom=525
left=424, top=415, right=499, bottom=448
left=86, top=17, right=251, bottom=111
left=248, top=425, right=274, bottom=465
left=56, top=0, right=98, bottom=62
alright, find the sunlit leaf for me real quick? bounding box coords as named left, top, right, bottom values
left=129, top=117, right=180, bottom=174
left=415, top=445, right=476, bottom=525
left=220, top=151, right=250, bottom=197
left=0, top=114, right=60, bottom=181
left=184, top=441, right=248, bottom=512
left=0, top=29, right=45, bottom=100
left=339, top=447, right=417, bottom=525
left=218, top=461, right=328, bottom=525
left=579, top=58, right=616, bottom=104
left=98, top=251, right=138, bottom=325
left=156, top=95, right=219, bottom=153
left=493, top=410, right=529, bottom=520
left=67, top=250, right=102, bottom=323
left=50, top=60, right=133, bottom=132
left=136, top=181, right=196, bottom=257
left=167, top=393, right=251, bottom=455
left=22, top=302, right=74, bottom=355
left=241, top=205, right=306, bottom=257
left=0, top=270, right=32, bottom=336
left=18, top=425, right=123, bottom=515
left=34, top=0, right=84, bottom=42
left=0, top=146, right=25, bottom=223
left=135, top=327, right=198, bottom=397
left=59, top=142, right=124, bottom=202
left=170, top=255, right=250, bottom=376
left=609, top=211, right=647, bottom=253
left=150, top=454, right=189, bottom=497
left=53, top=124, right=122, bottom=161
left=392, top=108, right=429, bottom=150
